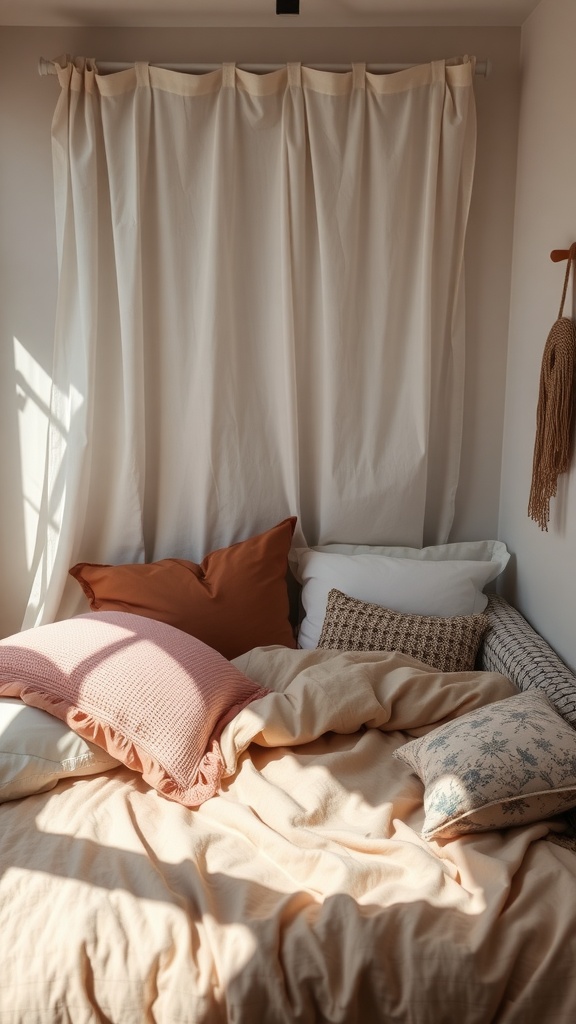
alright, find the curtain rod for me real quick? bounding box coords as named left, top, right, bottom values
left=38, top=56, right=491, bottom=78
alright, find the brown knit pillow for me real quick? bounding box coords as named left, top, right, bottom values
left=317, top=589, right=490, bottom=672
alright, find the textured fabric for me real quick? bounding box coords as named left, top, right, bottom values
left=527, top=250, right=576, bottom=531
left=0, top=612, right=267, bottom=806
left=295, top=541, right=508, bottom=649
left=23, top=57, right=476, bottom=628
left=69, top=517, right=297, bottom=660
left=317, top=588, right=490, bottom=672
left=480, top=594, right=576, bottom=726
left=0, top=699, right=120, bottom=802
left=394, top=690, right=576, bottom=839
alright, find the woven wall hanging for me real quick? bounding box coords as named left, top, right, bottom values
left=528, top=246, right=576, bottom=531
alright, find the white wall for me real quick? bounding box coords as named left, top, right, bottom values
left=499, top=0, right=576, bottom=670
left=0, top=25, right=520, bottom=638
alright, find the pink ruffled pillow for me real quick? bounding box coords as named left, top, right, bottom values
left=0, top=612, right=268, bottom=807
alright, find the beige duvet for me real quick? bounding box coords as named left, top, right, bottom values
left=1, top=647, right=575, bottom=1023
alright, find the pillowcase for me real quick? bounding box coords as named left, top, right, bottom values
left=481, top=594, right=576, bottom=727
left=393, top=690, right=576, bottom=839
left=0, top=611, right=268, bottom=807
left=317, top=589, right=490, bottom=673
left=0, top=699, right=120, bottom=803
left=69, top=516, right=297, bottom=660
left=294, top=540, right=509, bottom=649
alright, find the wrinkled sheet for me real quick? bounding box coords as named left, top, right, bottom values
left=1, top=647, right=576, bottom=1023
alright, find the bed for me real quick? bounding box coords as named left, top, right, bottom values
left=1, top=518, right=576, bottom=1023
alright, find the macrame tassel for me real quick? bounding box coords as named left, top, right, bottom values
left=528, top=254, right=576, bottom=531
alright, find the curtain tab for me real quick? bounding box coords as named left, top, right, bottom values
left=287, top=62, right=301, bottom=87
left=222, top=63, right=236, bottom=88
left=84, top=57, right=97, bottom=92
left=431, top=60, right=445, bottom=83
left=135, top=61, right=150, bottom=86
left=352, top=62, right=366, bottom=89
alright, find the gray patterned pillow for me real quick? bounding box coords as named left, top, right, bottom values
left=393, top=690, right=576, bottom=839
left=317, top=589, right=490, bottom=672
left=481, top=595, right=576, bottom=726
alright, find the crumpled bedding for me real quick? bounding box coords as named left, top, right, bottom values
left=1, top=646, right=575, bottom=1023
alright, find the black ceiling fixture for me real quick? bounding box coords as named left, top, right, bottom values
left=276, top=0, right=300, bottom=13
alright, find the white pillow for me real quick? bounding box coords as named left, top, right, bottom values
left=0, top=699, right=121, bottom=803
left=293, top=541, right=509, bottom=650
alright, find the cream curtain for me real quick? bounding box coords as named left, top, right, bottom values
left=24, top=57, right=476, bottom=627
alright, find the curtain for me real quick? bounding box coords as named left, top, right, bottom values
left=24, top=57, right=476, bottom=628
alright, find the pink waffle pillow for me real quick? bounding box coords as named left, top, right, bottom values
left=0, top=612, right=268, bottom=807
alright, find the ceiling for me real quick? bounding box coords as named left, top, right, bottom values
left=0, top=0, right=542, bottom=29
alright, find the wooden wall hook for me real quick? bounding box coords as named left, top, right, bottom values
left=550, top=242, right=576, bottom=262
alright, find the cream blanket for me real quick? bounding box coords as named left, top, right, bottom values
left=1, top=647, right=575, bottom=1023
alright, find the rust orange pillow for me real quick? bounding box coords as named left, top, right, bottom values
left=69, top=517, right=297, bottom=660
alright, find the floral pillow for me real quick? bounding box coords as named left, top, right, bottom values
left=393, top=690, right=576, bottom=839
